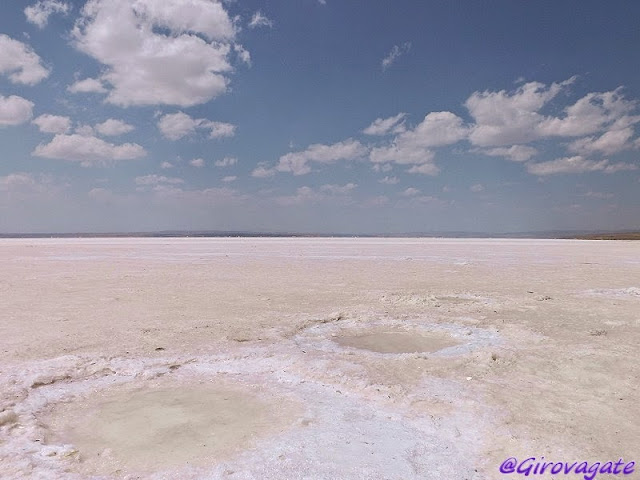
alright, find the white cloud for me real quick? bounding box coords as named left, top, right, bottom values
left=398, top=111, right=468, bottom=148
left=72, top=0, right=238, bottom=107
left=160, top=161, right=173, bottom=169
left=222, top=175, right=236, bottom=183
left=94, top=118, right=134, bottom=136
left=319, top=183, right=357, bottom=195
left=135, top=174, right=184, bottom=186
left=190, top=158, right=205, bottom=168
left=0, top=172, right=65, bottom=196
left=157, top=112, right=235, bottom=140
left=481, top=145, right=538, bottom=162
left=0, top=95, right=34, bottom=126
left=369, top=111, right=466, bottom=174
left=149, top=185, right=246, bottom=204
left=568, top=127, right=636, bottom=156
left=465, top=79, right=640, bottom=152
left=526, top=156, right=637, bottom=176
left=401, top=187, right=420, bottom=196
left=251, top=164, right=276, bottom=178
left=67, top=77, right=107, bottom=94
left=370, top=144, right=435, bottom=165
left=249, top=11, right=273, bottom=29
left=470, top=183, right=485, bottom=192
left=537, top=89, right=637, bottom=138
left=276, top=139, right=368, bottom=175
left=407, top=163, right=440, bottom=175
left=583, top=191, right=614, bottom=199
left=465, top=79, right=572, bottom=147
left=381, top=42, right=411, bottom=71
left=234, top=44, right=251, bottom=66
left=601, top=162, right=639, bottom=174
left=0, top=34, right=49, bottom=85
left=75, top=124, right=95, bottom=136
left=372, top=163, right=393, bottom=173
left=363, top=113, right=406, bottom=135
left=275, top=186, right=325, bottom=206
left=32, top=114, right=71, bottom=134
left=33, top=133, right=146, bottom=166
left=214, top=156, right=237, bottom=167
left=378, top=176, right=399, bottom=184
left=25, top=0, right=70, bottom=28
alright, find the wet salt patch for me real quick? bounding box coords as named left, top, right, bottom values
left=46, top=381, right=295, bottom=472
left=1, top=343, right=493, bottom=479
left=295, top=316, right=501, bottom=358
left=581, top=287, right=640, bottom=298
left=334, top=331, right=459, bottom=354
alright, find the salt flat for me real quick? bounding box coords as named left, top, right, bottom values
left=0, top=238, right=638, bottom=479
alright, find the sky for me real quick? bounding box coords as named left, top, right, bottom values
left=1, top=0, right=640, bottom=234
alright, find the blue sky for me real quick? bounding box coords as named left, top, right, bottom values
left=1, top=0, right=639, bottom=233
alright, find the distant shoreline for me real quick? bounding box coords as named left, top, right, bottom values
left=1, top=231, right=639, bottom=240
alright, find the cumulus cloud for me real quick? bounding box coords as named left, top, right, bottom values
left=369, top=111, right=466, bottom=174
left=276, top=184, right=356, bottom=206
left=0, top=34, right=49, bottom=85
left=0, top=172, right=65, bottom=197
left=381, top=42, right=411, bottom=71
left=378, top=176, right=399, bottom=184
left=526, top=156, right=637, bottom=176
left=363, top=113, right=406, bottom=136
left=72, top=0, right=239, bottom=106
left=75, top=124, right=95, bottom=136
left=398, top=111, right=469, bottom=148
left=160, top=161, right=173, bottom=169
left=470, top=183, right=485, bottom=192
left=568, top=127, right=636, bottom=156
left=276, top=139, right=368, bottom=175
left=537, top=88, right=637, bottom=138
left=372, top=163, right=393, bottom=173
left=94, top=118, right=134, bottom=136
left=465, top=79, right=573, bottom=147
left=135, top=174, right=184, bottom=186
left=406, top=163, right=440, bottom=175
left=234, top=44, right=251, bottom=66
left=251, top=164, right=276, bottom=178
left=32, top=114, right=71, bottom=134
left=249, top=11, right=273, bottom=29
left=319, top=183, right=357, bottom=195
left=157, top=112, right=235, bottom=140
left=25, top=0, right=70, bottom=28
left=401, top=187, right=420, bottom=196
left=222, top=175, right=236, bottom=183
left=0, top=95, right=35, bottom=126
left=480, top=145, right=538, bottom=162
left=67, top=77, right=107, bottom=93
left=33, top=133, right=146, bottom=166
left=464, top=78, right=640, bottom=153
left=370, top=143, right=435, bottom=166
left=583, top=191, right=614, bottom=199
left=214, top=156, right=237, bottom=167
left=190, top=158, right=205, bottom=168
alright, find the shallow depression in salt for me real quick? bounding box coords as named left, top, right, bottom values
left=1, top=341, right=493, bottom=479
left=44, top=379, right=293, bottom=472
left=334, top=330, right=460, bottom=354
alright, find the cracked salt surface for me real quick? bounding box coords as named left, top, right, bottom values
left=0, top=320, right=500, bottom=479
